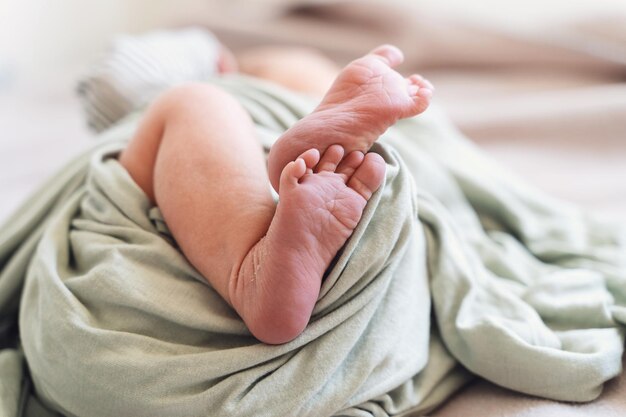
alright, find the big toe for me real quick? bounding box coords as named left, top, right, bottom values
left=279, top=149, right=320, bottom=189
left=369, top=44, right=404, bottom=67
left=347, top=152, right=386, bottom=200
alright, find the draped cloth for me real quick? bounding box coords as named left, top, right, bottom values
left=1, top=76, right=625, bottom=417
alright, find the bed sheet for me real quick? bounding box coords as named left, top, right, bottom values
left=201, top=2, right=626, bottom=221
left=198, top=2, right=626, bottom=416
left=1, top=2, right=625, bottom=416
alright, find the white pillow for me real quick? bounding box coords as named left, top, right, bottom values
left=77, top=28, right=221, bottom=132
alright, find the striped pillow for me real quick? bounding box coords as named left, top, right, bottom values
left=77, top=28, right=221, bottom=133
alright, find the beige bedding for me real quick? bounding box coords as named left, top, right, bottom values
left=199, top=2, right=626, bottom=415
left=1, top=2, right=624, bottom=416
left=203, top=2, right=626, bottom=220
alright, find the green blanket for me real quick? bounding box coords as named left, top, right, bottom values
left=1, top=75, right=625, bottom=417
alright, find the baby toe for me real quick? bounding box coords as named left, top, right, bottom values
left=315, top=144, right=345, bottom=173
left=279, top=149, right=320, bottom=190
left=336, top=151, right=366, bottom=182
left=369, top=44, right=404, bottom=67
left=407, top=75, right=434, bottom=99
left=347, top=152, right=386, bottom=200
left=297, top=148, right=321, bottom=175
left=279, top=158, right=307, bottom=189
left=408, top=74, right=435, bottom=91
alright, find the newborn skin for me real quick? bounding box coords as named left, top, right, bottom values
left=119, top=44, right=433, bottom=344
left=267, top=44, right=433, bottom=192
left=231, top=45, right=432, bottom=343
left=231, top=146, right=386, bottom=343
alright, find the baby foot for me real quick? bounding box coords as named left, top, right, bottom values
left=230, top=145, right=386, bottom=344
left=267, top=44, right=433, bottom=191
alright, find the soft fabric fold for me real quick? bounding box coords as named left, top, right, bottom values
left=1, top=75, right=624, bottom=417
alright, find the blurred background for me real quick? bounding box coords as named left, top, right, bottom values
left=1, top=0, right=626, bottom=222
left=1, top=2, right=626, bottom=414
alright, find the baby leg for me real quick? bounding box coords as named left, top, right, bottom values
left=119, top=83, right=276, bottom=313
left=120, top=82, right=386, bottom=345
